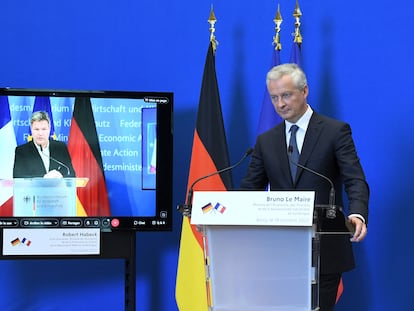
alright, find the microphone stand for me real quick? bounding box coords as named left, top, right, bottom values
left=177, top=148, right=253, bottom=217
left=287, top=146, right=336, bottom=219
left=40, top=145, right=71, bottom=177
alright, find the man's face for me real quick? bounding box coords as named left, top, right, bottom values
left=268, top=74, right=309, bottom=123
left=31, top=120, right=50, bottom=147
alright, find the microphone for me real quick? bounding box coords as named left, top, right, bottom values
left=287, top=146, right=336, bottom=219
left=178, top=147, right=254, bottom=216
left=40, top=145, right=71, bottom=177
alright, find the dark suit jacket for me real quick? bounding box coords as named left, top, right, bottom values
left=241, top=112, right=369, bottom=274
left=13, top=140, right=76, bottom=178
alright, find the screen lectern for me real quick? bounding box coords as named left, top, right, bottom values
left=191, top=191, right=320, bottom=311
left=13, top=177, right=88, bottom=216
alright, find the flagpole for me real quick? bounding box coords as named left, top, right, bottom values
left=289, top=0, right=303, bottom=66
left=293, top=0, right=302, bottom=46
left=273, top=4, right=283, bottom=51
left=208, top=6, right=218, bottom=52
left=256, top=4, right=284, bottom=136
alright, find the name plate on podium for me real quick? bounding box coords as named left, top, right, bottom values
left=13, top=178, right=77, bottom=217
left=191, top=191, right=315, bottom=226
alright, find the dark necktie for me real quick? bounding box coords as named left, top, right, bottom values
left=289, top=125, right=299, bottom=181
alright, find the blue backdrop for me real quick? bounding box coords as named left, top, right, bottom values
left=1, top=0, right=412, bottom=310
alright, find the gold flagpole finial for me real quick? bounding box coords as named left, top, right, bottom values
left=208, top=5, right=218, bottom=52
left=273, top=4, right=283, bottom=51
left=292, top=0, right=303, bottom=45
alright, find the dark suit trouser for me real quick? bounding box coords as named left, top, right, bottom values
left=319, top=273, right=341, bottom=311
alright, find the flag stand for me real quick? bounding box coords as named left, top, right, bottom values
left=0, top=230, right=137, bottom=311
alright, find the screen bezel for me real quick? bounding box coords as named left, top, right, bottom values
left=0, top=88, right=173, bottom=232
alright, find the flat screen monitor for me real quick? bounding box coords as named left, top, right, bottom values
left=0, top=88, right=173, bottom=231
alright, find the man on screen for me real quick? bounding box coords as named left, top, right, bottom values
left=13, top=111, right=76, bottom=178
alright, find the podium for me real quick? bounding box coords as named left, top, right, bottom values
left=191, top=191, right=320, bottom=311
left=13, top=178, right=88, bottom=216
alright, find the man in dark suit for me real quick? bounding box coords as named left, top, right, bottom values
left=13, top=111, right=76, bottom=178
left=241, top=63, right=369, bottom=311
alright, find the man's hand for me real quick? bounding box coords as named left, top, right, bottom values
left=348, top=216, right=367, bottom=242
left=44, top=169, right=63, bottom=178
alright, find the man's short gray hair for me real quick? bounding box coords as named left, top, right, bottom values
left=30, top=111, right=50, bottom=126
left=266, top=63, right=307, bottom=91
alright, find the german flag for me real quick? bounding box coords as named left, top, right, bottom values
left=67, top=97, right=110, bottom=216
left=201, top=203, right=213, bottom=214
left=175, top=41, right=232, bottom=310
